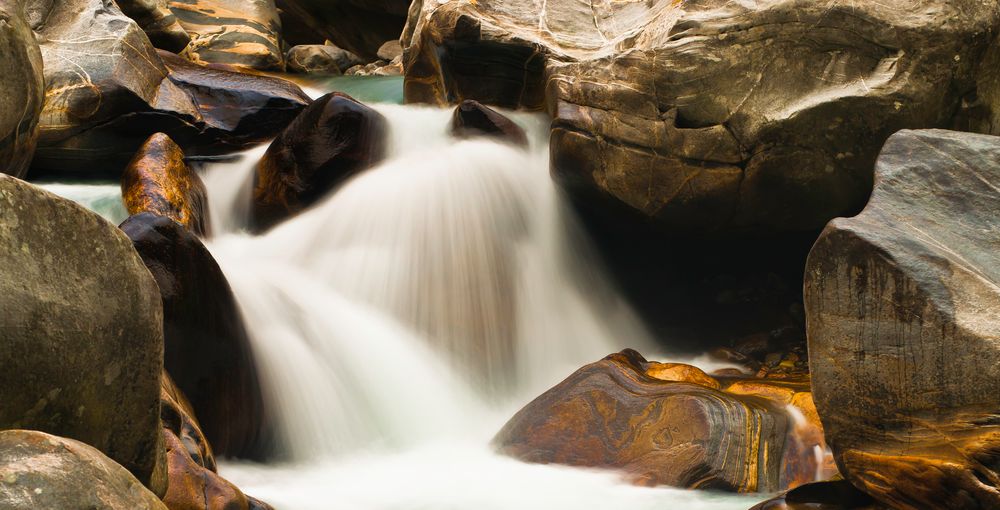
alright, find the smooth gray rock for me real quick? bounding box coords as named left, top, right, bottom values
left=0, top=0, right=44, bottom=178
left=285, top=44, right=363, bottom=74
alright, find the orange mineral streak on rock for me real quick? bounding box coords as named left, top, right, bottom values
left=122, top=133, right=211, bottom=237
left=645, top=362, right=720, bottom=389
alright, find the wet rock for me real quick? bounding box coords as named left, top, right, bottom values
left=494, top=349, right=830, bottom=492
left=749, top=480, right=885, bottom=510
left=252, top=92, right=387, bottom=230
left=376, top=39, right=402, bottom=61
left=0, top=430, right=168, bottom=510
left=0, top=0, right=44, bottom=178
left=805, top=130, right=1000, bottom=509
left=286, top=44, right=363, bottom=74
left=122, top=213, right=266, bottom=459
left=116, top=0, right=190, bottom=52
left=276, top=0, right=409, bottom=60
left=167, top=0, right=284, bottom=71
left=450, top=100, right=528, bottom=147
left=403, top=0, right=1000, bottom=235
left=0, top=175, right=166, bottom=494
left=122, top=133, right=211, bottom=237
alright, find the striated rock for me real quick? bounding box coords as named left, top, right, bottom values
left=116, top=0, right=190, bottom=52
left=286, top=44, right=363, bottom=75
left=122, top=133, right=211, bottom=237
left=749, top=480, right=884, bottom=510
left=26, top=0, right=310, bottom=175
left=494, top=349, right=830, bottom=492
left=450, top=100, right=528, bottom=147
left=0, top=175, right=166, bottom=494
left=122, top=213, right=266, bottom=459
left=0, top=430, right=167, bottom=510
left=403, top=0, right=1000, bottom=235
left=276, top=0, right=409, bottom=60
left=167, top=0, right=284, bottom=71
left=0, top=0, right=44, bottom=178
left=805, top=130, right=1000, bottom=509
left=252, top=92, right=387, bottom=230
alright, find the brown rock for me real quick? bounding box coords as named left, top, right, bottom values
left=805, top=130, right=1000, bottom=508
left=116, top=0, right=190, bottom=52
left=749, top=480, right=885, bottom=510
left=376, top=39, right=402, bottom=61
left=450, top=100, right=528, bottom=147
left=122, top=133, right=211, bottom=237
left=167, top=0, right=284, bottom=71
left=0, top=0, right=44, bottom=178
left=252, top=92, right=387, bottom=230
left=285, top=44, right=363, bottom=74
left=0, top=430, right=168, bottom=510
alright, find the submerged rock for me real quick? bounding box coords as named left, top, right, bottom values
left=252, top=92, right=387, bottom=230
left=0, top=430, right=168, bottom=510
left=276, top=0, right=409, bottom=60
left=122, top=213, right=267, bottom=459
left=0, top=0, right=44, bottom=178
left=116, top=0, right=190, bottom=52
left=805, top=130, right=1000, bottom=509
left=0, top=175, right=166, bottom=494
left=122, top=133, right=211, bottom=237
left=286, top=44, right=364, bottom=74
left=450, top=100, right=528, bottom=147
left=403, top=0, right=1000, bottom=235
left=494, top=349, right=831, bottom=492
left=167, top=0, right=284, bottom=71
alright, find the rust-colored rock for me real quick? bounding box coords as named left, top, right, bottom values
left=167, top=0, right=284, bottom=71
left=0, top=0, right=44, bottom=178
left=449, top=100, right=528, bottom=148
left=252, top=92, right=387, bottom=230
left=122, top=133, right=211, bottom=237
left=494, top=349, right=830, bottom=492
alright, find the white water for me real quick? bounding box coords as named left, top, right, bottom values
left=43, top=103, right=764, bottom=510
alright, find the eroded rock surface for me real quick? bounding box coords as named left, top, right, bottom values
left=286, top=44, right=363, bottom=75
left=0, top=175, right=166, bottom=494
left=403, top=0, right=1000, bottom=234
left=167, top=0, right=284, bottom=71
left=276, top=0, right=410, bottom=60
left=0, top=0, right=44, bottom=178
left=450, top=100, right=528, bottom=147
left=116, top=0, right=190, bottom=52
left=805, top=129, right=1000, bottom=509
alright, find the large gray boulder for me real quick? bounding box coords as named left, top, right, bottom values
left=0, top=0, right=44, bottom=178
left=0, top=174, right=167, bottom=495
left=403, top=0, right=1000, bottom=235
left=0, top=430, right=167, bottom=510
left=805, top=130, right=1000, bottom=509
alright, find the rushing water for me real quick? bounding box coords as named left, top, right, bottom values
left=39, top=78, right=765, bottom=510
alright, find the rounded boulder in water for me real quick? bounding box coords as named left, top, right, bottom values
left=450, top=100, right=528, bottom=148
left=0, top=0, right=44, bottom=178
left=286, top=44, right=364, bottom=74
left=252, top=92, right=388, bottom=231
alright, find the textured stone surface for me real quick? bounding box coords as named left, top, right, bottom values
left=116, top=0, right=190, bottom=52
left=450, top=100, right=528, bottom=147
left=122, top=213, right=266, bottom=459
left=403, top=0, right=1000, bottom=235
left=168, top=0, right=284, bottom=70
left=252, top=92, right=387, bottom=230
left=494, top=349, right=830, bottom=492
left=122, top=133, right=211, bottom=237
left=0, top=175, right=166, bottom=494
left=0, top=0, right=44, bottom=178
left=748, top=480, right=884, bottom=510
left=0, top=430, right=167, bottom=510
left=805, top=129, right=1000, bottom=509
left=285, top=44, right=363, bottom=75
left=276, top=0, right=409, bottom=60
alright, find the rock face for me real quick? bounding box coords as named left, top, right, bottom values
left=121, top=213, right=266, bottom=459
left=167, top=0, right=284, bottom=71
left=0, top=0, right=43, bottom=178
left=285, top=44, right=363, bottom=75
left=403, top=0, right=1000, bottom=235
left=116, top=0, right=190, bottom=52
left=749, top=480, right=885, bottom=510
left=450, top=100, right=527, bottom=147
left=252, top=92, right=387, bottom=230
left=0, top=430, right=168, bottom=510
left=122, top=133, right=211, bottom=237
left=805, top=130, right=1000, bottom=509
left=0, top=175, right=166, bottom=494
left=276, top=0, right=410, bottom=60
left=494, top=350, right=830, bottom=492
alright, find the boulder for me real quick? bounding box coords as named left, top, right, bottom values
left=0, top=430, right=167, bottom=510
left=0, top=175, right=166, bottom=494
left=122, top=133, right=211, bottom=237
left=748, top=480, right=884, bottom=510
left=252, top=92, right=387, bottom=230
left=285, top=44, right=363, bottom=74
left=450, top=100, right=528, bottom=147
left=276, top=0, right=410, bottom=60
left=167, top=0, right=284, bottom=71
left=403, top=0, right=1000, bottom=235
left=376, top=39, right=402, bottom=61
left=494, top=349, right=831, bottom=492
left=121, top=213, right=266, bottom=459
left=805, top=130, right=1000, bottom=509
left=0, top=0, right=44, bottom=178
left=116, top=0, right=190, bottom=52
